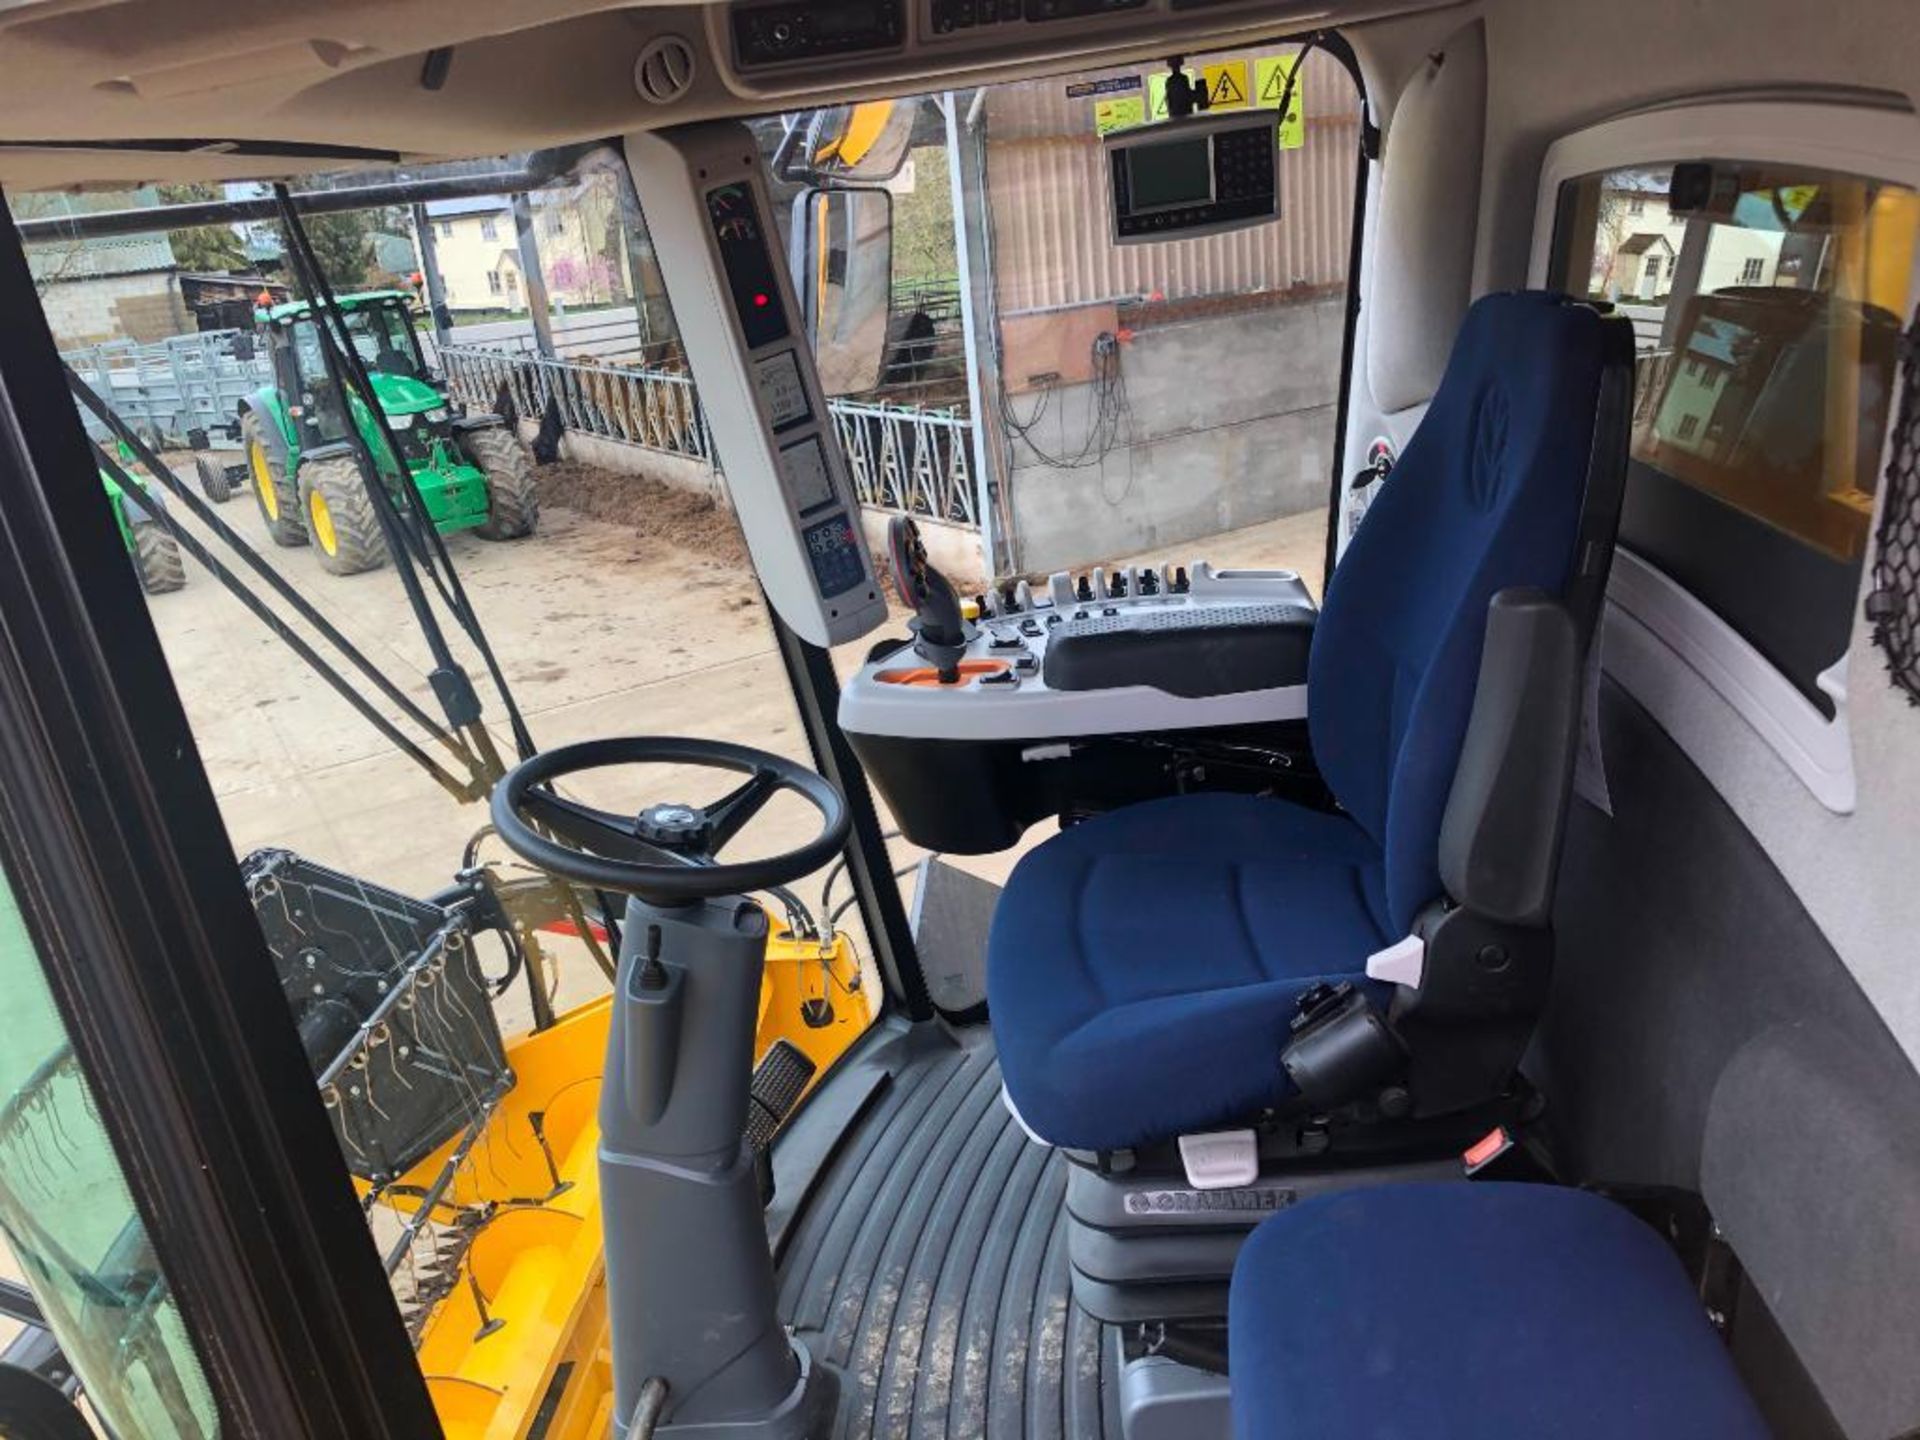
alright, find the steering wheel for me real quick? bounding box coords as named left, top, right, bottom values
left=490, top=737, right=849, bottom=904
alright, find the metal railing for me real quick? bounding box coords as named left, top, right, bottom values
left=830, top=399, right=976, bottom=526
left=61, top=329, right=267, bottom=445
left=439, top=342, right=978, bottom=528
left=440, top=345, right=713, bottom=463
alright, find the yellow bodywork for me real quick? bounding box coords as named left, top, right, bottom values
left=382, top=918, right=872, bottom=1440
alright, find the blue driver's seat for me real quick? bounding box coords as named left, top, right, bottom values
left=988, top=292, right=1634, bottom=1154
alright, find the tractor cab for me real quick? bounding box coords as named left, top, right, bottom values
left=241, top=290, right=537, bottom=573
left=258, top=291, right=436, bottom=444
left=0, top=5, right=1918, bottom=1440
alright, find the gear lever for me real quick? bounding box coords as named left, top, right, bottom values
left=886, top=515, right=970, bottom=682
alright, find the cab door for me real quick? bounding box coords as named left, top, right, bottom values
left=0, top=190, right=442, bottom=1440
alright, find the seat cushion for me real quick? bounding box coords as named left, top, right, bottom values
left=1229, top=1182, right=1771, bottom=1439
left=988, top=792, right=1393, bottom=1151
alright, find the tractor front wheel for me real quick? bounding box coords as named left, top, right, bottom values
left=462, top=427, right=540, bottom=541
left=242, top=411, right=306, bottom=547
left=299, top=456, right=389, bottom=576
left=130, top=516, right=186, bottom=594
left=195, top=451, right=235, bottom=503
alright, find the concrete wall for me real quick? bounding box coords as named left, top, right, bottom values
left=1004, top=295, right=1344, bottom=574
left=40, top=271, right=191, bottom=348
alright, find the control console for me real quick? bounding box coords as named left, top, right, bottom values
left=840, top=553, right=1317, bottom=852
left=843, top=558, right=1313, bottom=741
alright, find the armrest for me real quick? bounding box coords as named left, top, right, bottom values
left=1437, top=587, right=1581, bottom=927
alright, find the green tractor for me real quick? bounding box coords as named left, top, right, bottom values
left=238, top=290, right=538, bottom=576
left=101, top=443, right=186, bottom=595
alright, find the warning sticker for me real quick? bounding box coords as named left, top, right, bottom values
left=1200, top=60, right=1250, bottom=110
left=1255, top=54, right=1307, bottom=150
left=1095, top=95, right=1146, bottom=135
left=1144, top=69, right=1193, bottom=122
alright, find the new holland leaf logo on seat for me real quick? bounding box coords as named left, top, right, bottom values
left=1133, top=53, right=1305, bottom=148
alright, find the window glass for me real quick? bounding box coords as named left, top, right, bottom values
left=755, top=46, right=1358, bottom=586
left=1553, top=160, right=1919, bottom=700
left=0, top=876, right=219, bottom=1438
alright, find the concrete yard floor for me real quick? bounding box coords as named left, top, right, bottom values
left=0, top=458, right=1326, bottom=1390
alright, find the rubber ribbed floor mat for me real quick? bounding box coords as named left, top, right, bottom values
left=775, top=1036, right=1117, bottom=1440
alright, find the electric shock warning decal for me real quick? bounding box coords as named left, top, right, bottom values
left=1111, top=53, right=1304, bottom=147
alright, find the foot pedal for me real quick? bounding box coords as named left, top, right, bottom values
left=745, top=1040, right=817, bottom=1153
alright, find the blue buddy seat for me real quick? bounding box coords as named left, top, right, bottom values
left=988, top=291, right=1624, bottom=1151
left=1228, top=1183, right=1770, bottom=1438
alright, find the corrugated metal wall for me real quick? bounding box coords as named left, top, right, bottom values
left=984, top=48, right=1360, bottom=316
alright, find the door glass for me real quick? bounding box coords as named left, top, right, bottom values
left=9, top=148, right=882, bottom=1436
left=0, top=873, right=220, bottom=1438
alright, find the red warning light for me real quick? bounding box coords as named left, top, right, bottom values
left=752, top=291, right=771, bottom=309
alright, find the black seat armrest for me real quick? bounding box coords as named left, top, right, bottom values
left=1438, top=588, right=1581, bottom=927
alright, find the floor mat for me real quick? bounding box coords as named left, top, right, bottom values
left=775, top=1032, right=1117, bottom=1440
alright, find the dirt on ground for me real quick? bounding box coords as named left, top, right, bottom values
left=535, top=459, right=749, bottom=568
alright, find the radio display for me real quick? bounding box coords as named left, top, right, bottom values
left=1126, top=138, right=1214, bottom=211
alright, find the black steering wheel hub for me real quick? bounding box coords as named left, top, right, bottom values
left=489, top=736, right=850, bottom=904
left=634, top=801, right=711, bottom=850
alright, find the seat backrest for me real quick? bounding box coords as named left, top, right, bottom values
left=1310, top=291, right=1625, bottom=935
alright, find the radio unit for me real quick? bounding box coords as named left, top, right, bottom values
left=732, top=0, right=904, bottom=68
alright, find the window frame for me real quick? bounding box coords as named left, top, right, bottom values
left=1528, top=97, right=1920, bottom=815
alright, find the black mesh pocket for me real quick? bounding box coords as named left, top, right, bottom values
left=1868, top=309, right=1920, bottom=704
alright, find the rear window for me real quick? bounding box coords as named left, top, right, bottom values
left=1550, top=161, right=1918, bottom=706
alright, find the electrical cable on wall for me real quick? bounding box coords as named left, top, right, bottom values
left=997, top=330, right=1138, bottom=502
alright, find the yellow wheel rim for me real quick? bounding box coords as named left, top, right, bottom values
left=308, top=487, right=338, bottom=555
left=250, top=442, right=278, bottom=519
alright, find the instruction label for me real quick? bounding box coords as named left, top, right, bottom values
left=1095, top=95, right=1146, bottom=134
left=1067, top=75, right=1142, bottom=99
left=1255, top=53, right=1307, bottom=149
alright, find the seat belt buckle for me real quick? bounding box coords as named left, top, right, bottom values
left=1365, top=932, right=1425, bottom=988
left=1179, top=1129, right=1258, bottom=1190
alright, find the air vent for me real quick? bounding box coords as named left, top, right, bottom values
left=633, top=36, right=696, bottom=105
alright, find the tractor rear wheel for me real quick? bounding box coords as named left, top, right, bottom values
left=195, top=450, right=235, bottom=503
left=299, top=456, right=389, bottom=576
left=242, top=410, right=306, bottom=547
left=462, top=427, right=540, bottom=540
left=130, top=516, right=186, bottom=594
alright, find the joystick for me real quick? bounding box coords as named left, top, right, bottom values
left=887, top=516, right=970, bottom=683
